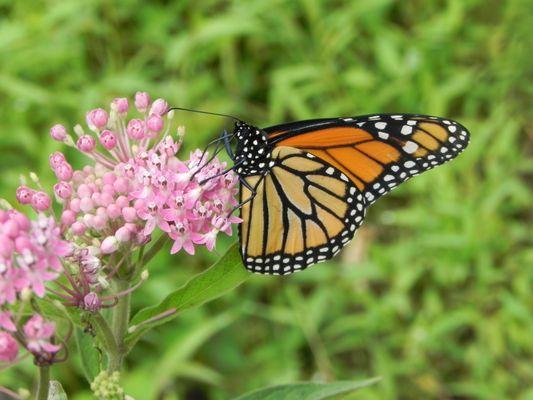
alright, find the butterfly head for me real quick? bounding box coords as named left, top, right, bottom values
left=232, top=121, right=272, bottom=177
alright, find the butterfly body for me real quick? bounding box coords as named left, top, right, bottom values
left=225, top=113, right=470, bottom=275
left=233, top=121, right=272, bottom=177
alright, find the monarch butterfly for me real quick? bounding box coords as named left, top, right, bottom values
left=172, top=109, right=470, bottom=275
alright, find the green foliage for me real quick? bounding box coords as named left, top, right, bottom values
left=234, top=378, right=381, bottom=400
left=0, top=0, right=531, bottom=399
left=75, top=328, right=101, bottom=383
left=126, top=242, right=248, bottom=347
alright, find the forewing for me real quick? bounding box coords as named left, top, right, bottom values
left=265, top=114, right=469, bottom=204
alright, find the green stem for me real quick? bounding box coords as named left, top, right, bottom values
left=110, top=278, right=131, bottom=371
left=142, top=234, right=169, bottom=265
left=36, top=365, right=50, bottom=400
left=92, top=312, right=120, bottom=371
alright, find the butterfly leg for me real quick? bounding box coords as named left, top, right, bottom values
left=198, top=159, right=244, bottom=185
left=191, top=131, right=236, bottom=180
left=227, top=175, right=262, bottom=217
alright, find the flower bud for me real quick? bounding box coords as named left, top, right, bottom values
left=112, top=97, right=129, bottom=114
left=115, top=226, right=131, bottom=242
left=69, top=198, right=81, bottom=213
left=60, top=210, right=76, bottom=226
left=80, top=198, right=94, bottom=213
left=102, top=172, right=117, bottom=185
left=77, top=135, right=96, bottom=152
left=71, top=221, right=86, bottom=235
left=0, top=332, right=19, bottom=362
left=150, top=98, right=168, bottom=116
left=54, top=182, right=72, bottom=199
left=54, top=162, right=73, bottom=181
left=77, top=184, right=92, bottom=198
left=106, top=204, right=121, bottom=219
left=3, top=219, right=19, bottom=238
left=99, top=130, right=117, bottom=150
left=121, top=207, right=137, bottom=222
left=113, top=178, right=129, bottom=194
left=31, top=191, right=51, bottom=211
left=100, top=236, right=118, bottom=254
left=126, top=118, right=146, bottom=140
left=10, top=210, right=30, bottom=230
left=86, top=108, right=109, bottom=130
left=49, top=151, right=66, bottom=170
left=91, top=371, right=124, bottom=400
left=146, top=113, right=164, bottom=133
left=83, top=292, right=101, bottom=312
left=134, top=91, right=151, bottom=112
left=92, top=215, right=107, bottom=230
left=16, top=185, right=35, bottom=205
left=0, top=238, right=14, bottom=260
left=49, top=124, right=67, bottom=141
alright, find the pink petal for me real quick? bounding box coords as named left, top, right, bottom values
left=183, top=239, right=195, bottom=255
left=171, top=238, right=183, bottom=254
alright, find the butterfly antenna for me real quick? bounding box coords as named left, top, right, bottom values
left=167, top=107, right=242, bottom=123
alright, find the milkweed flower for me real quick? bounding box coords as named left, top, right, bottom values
left=0, top=210, right=70, bottom=304
left=39, top=93, right=240, bottom=258
left=0, top=331, right=18, bottom=362
left=3, top=91, right=238, bottom=308
left=23, top=314, right=61, bottom=357
left=0, top=92, right=239, bottom=375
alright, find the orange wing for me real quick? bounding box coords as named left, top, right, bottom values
left=265, top=114, right=470, bottom=204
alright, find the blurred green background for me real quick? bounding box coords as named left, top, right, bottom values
left=0, top=0, right=531, bottom=399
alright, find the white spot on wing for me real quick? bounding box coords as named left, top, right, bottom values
left=403, top=141, right=418, bottom=153
left=401, top=125, right=413, bottom=135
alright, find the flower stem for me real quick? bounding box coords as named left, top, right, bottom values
left=36, top=365, right=50, bottom=400
left=142, top=234, right=169, bottom=265
left=109, top=278, right=131, bottom=371
left=1, top=385, right=23, bottom=400
left=92, top=312, right=120, bottom=371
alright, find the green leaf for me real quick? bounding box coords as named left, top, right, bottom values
left=75, top=328, right=101, bottom=383
left=48, top=380, right=68, bottom=400
left=234, top=378, right=381, bottom=400
left=34, top=298, right=83, bottom=327
left=125, top=242, right=248, bottom=346
left=124, top=313, right=234, bottom=399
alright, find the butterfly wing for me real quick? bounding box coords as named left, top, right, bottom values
left=265, top=114, right=470, bottom=204
left=239, top=146, right=366, bottom=274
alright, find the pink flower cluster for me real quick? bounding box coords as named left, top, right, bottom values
left=0, top=210, right=71, bottom=305
left=0, top=211, right=67, bottom=364
left=42, top=91, right=240, bottom=256
left=0, top=91, right=240, bottom=367
left=0, top=312, right=60, bottom=364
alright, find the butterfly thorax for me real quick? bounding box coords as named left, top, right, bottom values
left=233, top=122, right=272, bottom=177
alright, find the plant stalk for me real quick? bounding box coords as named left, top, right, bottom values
left=92, top=312, right=120, bottom=371
left=36, top=365, right=50, bottom=400
left=110, top=278, right=131, bottom=371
